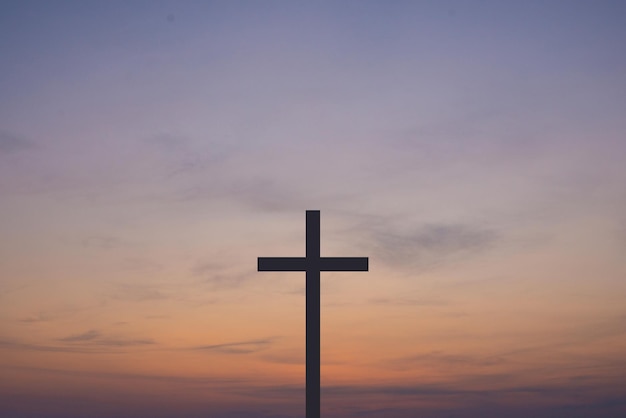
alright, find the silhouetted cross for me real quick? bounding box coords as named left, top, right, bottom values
left=258, top=210, right=368, bottom=418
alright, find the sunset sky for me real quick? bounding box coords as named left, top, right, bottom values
left=1, top=1, right=626, bottom=417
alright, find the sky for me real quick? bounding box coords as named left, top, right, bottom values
left=1, top=1, right=625, bottom=417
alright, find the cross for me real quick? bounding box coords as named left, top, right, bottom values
left=257, top=210, right=368, bottom=418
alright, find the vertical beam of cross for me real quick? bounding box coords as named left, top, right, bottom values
left=258, top=210, right=368, bottom=418
left=306, top=210, right=321, bottom=418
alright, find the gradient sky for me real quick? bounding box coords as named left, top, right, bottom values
left=1, top=1, right=626, bottom=417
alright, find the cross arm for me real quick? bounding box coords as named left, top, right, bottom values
left=319, top=257, right=368, bottom=271
left=258, top=257, right=307, bottom=272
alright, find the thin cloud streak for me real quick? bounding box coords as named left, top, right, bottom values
left=368, top=297, right=446, bottom=307
left=58, top=329, right=100, bottom=342
left=0, top=338, right=109, bottom=354
left=0, top=130, right=33, bottom=153
left=193, top=338, right=276, bottom=354
left=355, top=220, right=498, bottom=269
left=192, top=262, right=253, bottom=290
left=1, top=330, right=157, bottom=354
left=4, top=364, right=243, bottom=386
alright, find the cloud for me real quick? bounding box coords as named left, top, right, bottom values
left=108, top=281, right=219, bottom=308
left=179, top=177, right=307, bottom=213
left=5, top=363, right=625, bottom=417
left=261, top=348, right=304, bottom=365
left=4, top=364, right=242, bottom=386
left=193, top=338, right=275, bottom=354
left=92, top=338, right=155, bottom=347
left=0, top=283, right=29, bottom=302
left=144, top=133, right=191, bottom=152
left=384, top=351, right=504, bottom=371
left=361, top=222, right=497, bottom=269
left=18, top=312, right=51, bottom=323
left=0, top=338, right=102, bottom=353
left=59, top=329, right=100, bottom=342
left=110, top=283, right=169, bottom=302
left=228, top=179, right=307, bottom=212
left=493, top=314, right=626, bottom=360
left=18, top=302, right=106, bottom=324
left=0, top=329, right=157, bottom=354
left=325, top=396, right=626, bottom=418
left=142, top=132, right=236, bottom=179
left=368, top=297, right=446, bottom=307
left=379, top=316, right=626, bottom=377
left=0, top=130, right=33, bottom=153
left=58, top=329, right=156, bottom=347
left=118, top=257, right=163, bottom=272
left=249, top=380, right=591, bottom=401
left=283, top=286, right=305, bottom=296
left=81, top=236, right=126, bottom=250
left=192, top=262, right=253, bottom=289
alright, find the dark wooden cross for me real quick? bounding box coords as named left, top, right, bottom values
left=257, top=210, right=368, bottom=418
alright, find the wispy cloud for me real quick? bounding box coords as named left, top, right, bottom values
left=192, top=262, right=253, bottom=289
left=4, top=364, right=242, bottom=386
left=4, top=365, right=625, bottom=417
left=493, top=314, right=626, bottom=360
left=245, top=378, right=623, bottom=404
left=227, top=179, right=307, bottom=213
left=178, top=177, right=308, bottom=213
left=92, top=338, right=155, bottom=347
left=368, top=297, right=446, bottom=307
left=0, top=329, right=157, bottom=354
left=0, top=283, right=28, bottom=302
left=81, top=236, right=127, bottom=250
left=141, top=131, right=237, bottom=181
left=110, top=283, right=170, bottom=302
left=385, top=350, right=504, bottom=371
left=108, top=281, right=218, bottom=308
left=17, top=302, right=106, bottom=324
left=261, top=348, right=304, bottom=365
left=193, top=338, right=276, bottom=354
left=143, top=132, right=191, bottom=152
left=58, top=329, right=100, bottom=342
left=0, top=130, right=33, bottom=153
left=18, top=312, right=50, bottom=323
left=0, top=338, right=105, bottom=354
left=56, top=329, right=154, bottom=347
left=360, top=221, right=497, bottom=269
